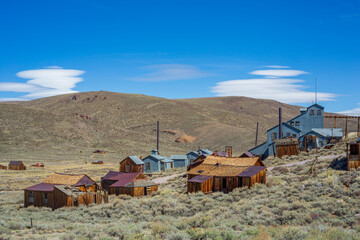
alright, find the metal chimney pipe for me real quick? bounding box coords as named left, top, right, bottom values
left=157, top=121, right=159, bottom=153
left=279, top=108, right=282, bottom=139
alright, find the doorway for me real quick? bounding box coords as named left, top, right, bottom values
left=222, top=178, right=227, bottom=189
left=144, top=187, right=148, bottom=196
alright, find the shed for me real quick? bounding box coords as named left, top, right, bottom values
left=101, top=171, right=158, bottom=197
left=9, top=161, right=26, bottom=170
left=170, top=155, right=189, bottom=168
left=275, top=138, right=299, bottom=158
left=91, top=160, right=104, bottom=165
left=238, top=166, right=266, bottom=187
left=0, top=164, right=7, bottom=170
left=120, top=156, right=144, bottom=173
left=187, top=156, right=266, bottom=193
left=24, top=172, right=107, bottom=209
left=187, top=175, right=213, bottom=193
left=347, top=142, right=360, bottom=170
left=93, top=149, right=106, bottom=154
left=31, top=163, right=44, bottom=168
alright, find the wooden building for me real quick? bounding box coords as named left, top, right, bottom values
left=275, top=138, right=299, bottom=158
left=9, top=161, right=26, bottom=170
left=31, top=163, right=44, bottom=168
left=0, top=164, right=7, bottom=170
left=119, top=156, right=144, bottom=173
left=24, top=172, right=108, bottom=209
left=91, top=160, right=104, bottom=165
left=187, top=156, right=266, bottom=193
left=93, top=149, right=106, bottom=154
left=101, top=171, right=158, bottom=197
left=347, top=142, right=360, bottom=170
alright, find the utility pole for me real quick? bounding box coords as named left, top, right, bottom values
left=255, top=122, right=259, bottom=147
left=156, top=121, right=159, bottom=153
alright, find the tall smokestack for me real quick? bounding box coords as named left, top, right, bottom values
left=226, top=146, right=232, bottom=158
left=279, top=108, right=282, bottom=139
left=157, top=121, right=159, bottom=153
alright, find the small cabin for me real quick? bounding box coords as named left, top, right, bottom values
left=93, top=149, right=106, bottom=154
left=347, top=141, right=360, bottom=170
left=187, top=156, right=266, bottom=193
left=0, top=164, right=7, bottom=170
left=275, top=138, right=299, bottom=158
left=9, top=161, right=26, bottom=170
left=91, top=160, right=104, bottom=165
left=24, top=172, right=107, bottom=209
left=31, top=163, right=44, bottom=168
left=101, top=171, right=158, bottom=197
left=142, top=150, right=173, bottom=173
left=119, top=156, right=144, bottom=173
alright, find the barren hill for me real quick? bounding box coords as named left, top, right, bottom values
left=0, top=91, right=347, bottom=161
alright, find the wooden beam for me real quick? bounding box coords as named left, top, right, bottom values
left=358, top=118, right=360, bottom=137
left=345, top=118, right=348, bottom=140
left=334, top=118, right=337, bottom=128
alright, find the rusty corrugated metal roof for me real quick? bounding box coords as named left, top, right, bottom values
left=24, top=183, right=54, bottom=192
left=110, top=172, right=140, bottom=187
left=9, top=161, right=23, bottom=166
left=188, top=175, right=213, bottom=183
left=238, top=166, right=266, bottom=177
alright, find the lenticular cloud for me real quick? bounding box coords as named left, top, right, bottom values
left=0, top=67, right=84, bottom=101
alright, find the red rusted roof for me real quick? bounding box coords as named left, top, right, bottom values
left=102, top=171, right=125, bottom=181
left=188, top=175, right=213, bottom=183
left=240, top=152, right=255, bottom=158
left=74, top=175, right=96, bottom=186
left=238, top=166, right=266, bottom=177
left=109, top=172, right=141, bottom=187
left=24, top=183, right=54, bottom=192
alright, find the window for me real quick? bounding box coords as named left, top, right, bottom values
left=287, top=132, right=291, bottom=137
left=43, top=193, right=48, bottom=206
left=126, top=164, right=130, bottom=172
left=310, top=110, right=315, bottom=115
left=290, top=121, right=294, bottom=126
left=271, top=133, right=277, bottom=141
left=146, top=162, right=150, bottom=170
left=317, top=110, right=322, bottom=115
left=295, top=121, right=300, bottom=126
left=29, top=192, right=34, bottom=204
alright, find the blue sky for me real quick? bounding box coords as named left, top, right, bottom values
left=0, top=0, right=359, bottom=113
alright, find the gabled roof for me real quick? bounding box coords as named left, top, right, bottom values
left=240, top=152, right=255, bottom=158
left=24, top=183, right=54, bottom=192
left=109, top=172, right=142, bottom=187
left=161, top=157, right=173, bottom=163
left=43, top=172, right=95, bottom=186
left=126, top=156, right=144, bottom=165
left=187, top=164, right=248, bottom=177
left=238, top=166, right=266, bottom=177
left=199, top=149, right=213, bottom=155
left=102, top=171, right=124, bottom=181
left=187, top=151, right=200, bottom=156
left=307, top=103, right=324, bottom=110
left=267, top=122, right=301, bottom=133
left=201, top=155, right=262, bottom=167
left=310, top=128, right=343, bottom=138
left=188, top=175, right=213, bottom=183
left=216, top=151, right=228, bottom=157
left=9, top=161, right=23, bottom=166
left=170, top=155, right=188, bottom=160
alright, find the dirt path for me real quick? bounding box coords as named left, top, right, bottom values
left=267, top=153, right=346, bottom=171
left=153, top=172, right=185, bottom=184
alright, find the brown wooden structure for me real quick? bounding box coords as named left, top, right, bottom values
left=0, top=164, right=7, bottom=170
left=93, top=149, right=106, bottom=154
left=24, top=172, right=108, bottom=209
left=91, top=160, right=104, bottom=165
left=119, top=156, right=144, bottom=173
left=187, top=156, right=266, bottom=193
left=31, top=163, right=44, bottom=168
left=275, top=138, right=299, bottom=157
left=325, top=115, right=360, bottom=139
left=347, top=142, right=360, bottom=170
left=102, top=171, right=158, bottom=197
left=9, top=161, right=26, bottom=170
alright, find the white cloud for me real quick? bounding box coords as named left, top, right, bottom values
left=250, top=69, right=308, bottom=77
left=212, top=78, right=337, bottom=104
left=129, top=64, right=210, bottom=82
left=337, top=103, right=360, bottom=116
left=265, top=65, right=290, bottom=69
left=0, top=67, right=84, bottom=101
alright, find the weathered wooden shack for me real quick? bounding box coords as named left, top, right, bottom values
left=93, top=149, right=106, bottom=154
left=275, top=138, right=299, bottom=158
left=9, top=161, right=26, bottom=170
left=187, top=156, right=266, bottom=193
left=31, top=163, right=44, bottom=168
left=0, top=164, right=7, bottom=170
left=24, top=172, right=107, bottom=209
left=101, top=171, right=158, bottom=197
left=347, top=141, right=360, bottom=170
left=91, top=160, right=104, bottom=165
left=119, top=156, right=144, bottom=173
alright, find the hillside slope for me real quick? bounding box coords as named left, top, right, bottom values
left=0, top=91, right=344, bottom=161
